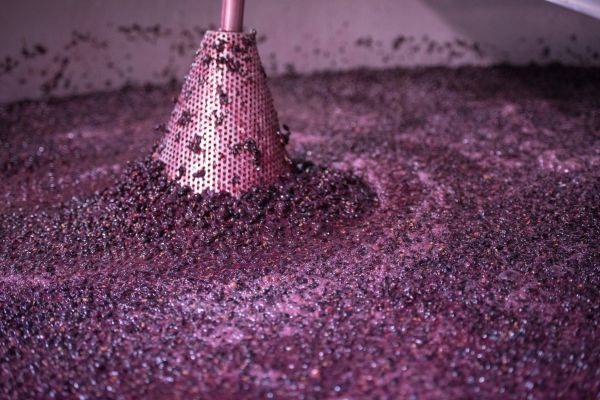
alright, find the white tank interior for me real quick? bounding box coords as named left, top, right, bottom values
left=1, top=0, right=600, bottom=103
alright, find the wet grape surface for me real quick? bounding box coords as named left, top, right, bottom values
left=1, top=66, right=599, bottom=399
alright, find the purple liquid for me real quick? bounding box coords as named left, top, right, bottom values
left=1, top=66, right=599, bottom=398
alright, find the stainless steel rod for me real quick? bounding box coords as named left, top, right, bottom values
left=220, top=0, right=245, bottom=32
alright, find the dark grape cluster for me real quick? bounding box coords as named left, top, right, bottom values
left=0, top=158, right=376, bottom=275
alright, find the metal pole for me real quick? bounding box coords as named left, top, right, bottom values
left=220, top=0, right=245, bottom=32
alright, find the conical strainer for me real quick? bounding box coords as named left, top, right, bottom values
left=154, top=0, right=291, bottom=196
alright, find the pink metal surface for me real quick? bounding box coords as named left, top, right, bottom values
left=155, top=30, right=291, bottom=197
left=220, top=0, right=245, bottom=32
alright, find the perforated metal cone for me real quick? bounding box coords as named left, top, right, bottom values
left=154, top=30, right=291, bottom=196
